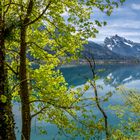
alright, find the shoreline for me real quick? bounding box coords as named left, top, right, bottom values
left=60, top=59, right=140, bottom=68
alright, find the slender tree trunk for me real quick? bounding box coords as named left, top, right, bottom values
left=0, top=2, right=16, bottom=140
left=19, top=25, right=31, bottom=140
left=19, top=1, right=34, bottom=139
left=18, top=1, right=51, bottom=139
left=86, top=57, right=109, bottom=140
left=92, top=81, right=109, bottom=140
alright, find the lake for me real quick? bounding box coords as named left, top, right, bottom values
left=14, top=64, right=140, bottom=140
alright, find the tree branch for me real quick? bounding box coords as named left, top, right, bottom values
left=23, top=0, right=34, bottom=25
left=31, top=106, right=48, bottom=118
left=25, top=0, right=52, bottom=26
left=31, top=99, right=75, bottom=118
left=3, top=0, right=12, bottom=18
left=9, top=78, right=31, bottom=95
left=5, top=62, right=18, bottom=76
left=85, top=55, right=109, bottom=140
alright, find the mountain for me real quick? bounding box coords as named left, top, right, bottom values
left=104, top=34, right=140, bottom=58
left=83, top=41, right=126, bottom=60
left=82, top=35, right=140, bottom=61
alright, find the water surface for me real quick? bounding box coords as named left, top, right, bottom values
left=15, top=64, right=140, bottom=140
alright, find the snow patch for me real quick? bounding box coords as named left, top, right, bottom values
left=113, top=39, right=117, bottom=45
left=124, top=42, right=133, bottom=48
left=107, top=44, right=113, bottom=50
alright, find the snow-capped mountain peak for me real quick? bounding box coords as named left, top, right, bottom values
left=104, top=35, right=140, bottom=57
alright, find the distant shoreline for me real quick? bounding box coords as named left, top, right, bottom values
left=60, top=59, right=140, bottom=68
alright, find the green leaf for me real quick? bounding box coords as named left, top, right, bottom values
left=0, top=95, right=7, bottom=103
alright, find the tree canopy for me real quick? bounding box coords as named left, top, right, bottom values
left=0, top=0, right=129, bottom=140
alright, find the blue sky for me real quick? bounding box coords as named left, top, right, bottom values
left=91, top=0, right=140, bottom=43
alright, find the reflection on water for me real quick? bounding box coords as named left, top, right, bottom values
left=61, top=64, right=140, bottom=89
left=15, top=64, right=140, bottom=140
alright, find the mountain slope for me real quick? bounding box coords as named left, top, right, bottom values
left=104, top=35, right=140, bottom=58
left=83, top=41, right=128, bottom=60
left=82, top=35, right=140, bottom=61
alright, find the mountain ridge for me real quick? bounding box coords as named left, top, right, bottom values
left=83, top=35, right=140, bottom=61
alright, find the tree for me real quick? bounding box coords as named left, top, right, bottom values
left=85, top=55, right=109, bottom=139
left=0, top=1, right=16, bottom=139
left=80, top=54, right=140, bottom=140
left=4, top=0, right=126, bottom=140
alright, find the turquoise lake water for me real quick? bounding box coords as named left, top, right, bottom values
left=14, top=64, right=140, bottom=140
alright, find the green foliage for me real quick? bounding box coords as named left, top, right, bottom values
left=2, top=0, right=129, bottom=139
left=109, top=87, right=140, bottom=139
left=0, top=95, right=7, bottom=103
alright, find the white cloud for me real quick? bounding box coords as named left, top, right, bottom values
left=88, top=2, right=140, bottom=43
left=90, top=17, right=140, bottom=43
left=131, top=4, right=140, bottom=10
left=108, top=20, right=140, bottom=29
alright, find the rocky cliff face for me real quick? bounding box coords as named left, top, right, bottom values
left=104, top=35, right=140, bottom=58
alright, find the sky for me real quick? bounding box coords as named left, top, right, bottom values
left=90, top=0, right=140, bottom=43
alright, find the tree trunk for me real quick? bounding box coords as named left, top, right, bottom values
left=0, top=3, right=16, bottom=140
left=93, top=81, right=109, bottom=140
left=86, top=57, right=109, bottom=140
left=19, top=26, right=31, bottom=140
left=19, top=1, right=34, bottom=139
